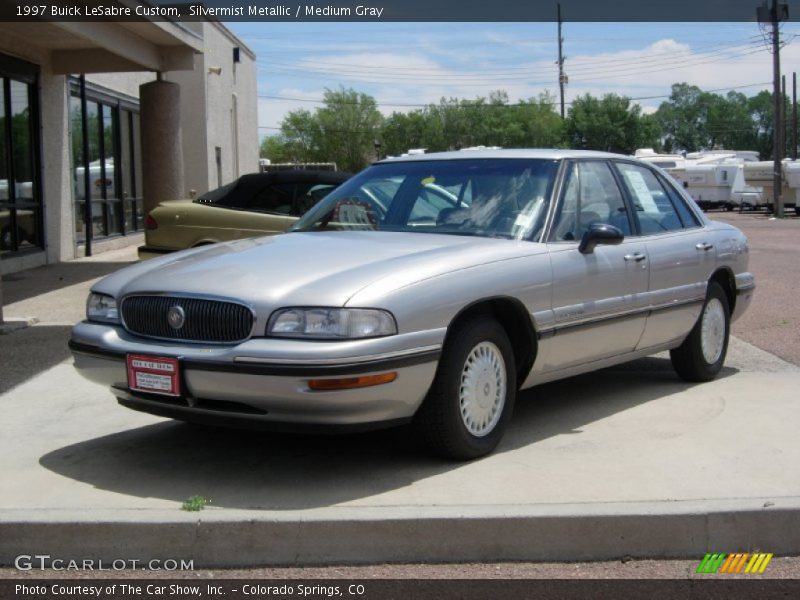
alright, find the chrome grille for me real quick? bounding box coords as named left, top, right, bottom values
left=121, top=295, right=254, bottom=343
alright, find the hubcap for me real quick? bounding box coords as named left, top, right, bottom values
left=459, top=341, right=506, bottom=437
left=700, top=298, right=726, bottom=364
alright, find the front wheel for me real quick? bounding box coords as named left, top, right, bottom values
left=670, top=281, right=730, bottom=382
left=414, top=316, right=516, bottom=460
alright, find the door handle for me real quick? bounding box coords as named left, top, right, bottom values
left=624, top=253, right=647, bottom=262
left=696, top=242, right=714, bottom=251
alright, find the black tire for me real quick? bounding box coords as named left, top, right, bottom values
left=670, top=281, right=730, bottom=382
left=414, top=316, right=516, bottom=460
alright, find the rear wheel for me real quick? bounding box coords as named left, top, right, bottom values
left=670, top=281, right=730, bottom=382
left=415, top=316, right=516, bottom=460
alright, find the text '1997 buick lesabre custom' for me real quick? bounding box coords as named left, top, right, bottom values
left=69, top=150, right=755, bottom=459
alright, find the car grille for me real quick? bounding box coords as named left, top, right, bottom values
left=121, top=295, right=254, bottom=343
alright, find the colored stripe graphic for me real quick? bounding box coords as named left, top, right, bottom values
left=699, top=553, right=773, bottom=574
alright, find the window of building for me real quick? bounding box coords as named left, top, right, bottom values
left=1, top=55, right=42, bottom=257
left=69, top=81, right=143, bottom=245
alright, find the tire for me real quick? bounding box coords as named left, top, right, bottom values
left=670, top=281, right=730, bottom=382
left=414, top=316, right=516, bottom=460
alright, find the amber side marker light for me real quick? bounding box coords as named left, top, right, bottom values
left=308, top=372, right=398, bottom=391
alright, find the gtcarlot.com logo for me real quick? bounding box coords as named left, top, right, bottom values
left=697, top=552, right=773, bottom=574
left=15, top=555, right=194, bottom=571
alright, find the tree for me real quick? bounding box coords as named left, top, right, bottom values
left=748, top=90, right=775, bottom=160
left=565, top=93, right=658, bottom=154
left=380, top=90, right=564, bottom=155
left=271, top=87, right=383, bottom=172
left=655, top=83, right=706, bottom=153
left=314, top=87, right=384, bottom=172
left=259, top=135, right=294, bottom=162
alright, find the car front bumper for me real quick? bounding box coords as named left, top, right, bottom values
left=732, top=272, right=756, bottom=323
left=69, top=321, right=443, bottom=430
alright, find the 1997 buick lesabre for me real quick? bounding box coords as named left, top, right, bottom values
left=69, top=150, right=755, bottom=459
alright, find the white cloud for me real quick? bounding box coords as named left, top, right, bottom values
left=257, top=35, right=800, bottom=134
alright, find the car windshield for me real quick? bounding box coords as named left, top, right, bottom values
left=290, top=159, right=559, bottom=240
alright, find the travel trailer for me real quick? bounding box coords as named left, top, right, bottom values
left=636, top=149, right=762, bottom=210
left=743, top=160, right=800, bottom=214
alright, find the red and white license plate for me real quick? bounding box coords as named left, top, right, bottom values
left=127, top=354, right=181, bottom=397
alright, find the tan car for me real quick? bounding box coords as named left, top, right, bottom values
left=138, top=170, right=351, bottom=259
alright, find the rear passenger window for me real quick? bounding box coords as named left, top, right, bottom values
left=616, top=163, right=685, bottom=234
left=657, top=173, right=701, bottom=228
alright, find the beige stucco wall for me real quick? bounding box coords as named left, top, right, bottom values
left=165, top=21, right=258, bottom=196
left=86, top=72, right=155, bottom=98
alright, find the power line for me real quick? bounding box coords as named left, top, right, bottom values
left=256, top=44, right=770, bottom=84
left=256, top=81, right=773, bottom=127
left=258, top=37, right=762, bottom=74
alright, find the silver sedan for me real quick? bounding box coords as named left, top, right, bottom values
left=69, top=150, right=755, bottom=459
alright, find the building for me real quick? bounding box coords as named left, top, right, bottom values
left=0, top=12, right=257, bottom=289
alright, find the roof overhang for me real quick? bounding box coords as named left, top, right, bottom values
left=0, top=3, right=204, bottom=74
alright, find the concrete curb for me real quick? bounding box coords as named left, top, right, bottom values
left=3, top=499, right=799, bottom=567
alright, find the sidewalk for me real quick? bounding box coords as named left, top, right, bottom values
left=1, top=248, right=799, bottom=566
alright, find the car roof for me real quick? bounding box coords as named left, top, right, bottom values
left=237, top=170, right=352, bottom=185
left=376, top=149, right=626, bottom=163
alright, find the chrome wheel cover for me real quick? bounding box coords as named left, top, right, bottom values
left=701, top=297, right=726, bottom=364
left=459, top=341, right=506, bottom=437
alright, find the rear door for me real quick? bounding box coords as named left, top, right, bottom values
left=612, top=160, right=712, bottom=349
left=542, top=160, right=649, bottom=371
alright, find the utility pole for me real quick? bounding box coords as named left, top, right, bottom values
left=758, top=0, right=789, bottom=216
left=793, top=72, right=797, bottom=161
left=557, top=3, right=567, bottom=119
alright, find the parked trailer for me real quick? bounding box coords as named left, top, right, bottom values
left=664, top=162, right=760, bottom=211
left=259, top=160, right=338, bottom=173
left=635, top=149, right=761, bottom=211
left=742, top=161, right=799, bottom=214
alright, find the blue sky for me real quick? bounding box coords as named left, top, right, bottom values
left=227, top=21, right=800, bottom=139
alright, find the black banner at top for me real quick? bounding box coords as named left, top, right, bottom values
left=1, top=0, right=799, bottom=22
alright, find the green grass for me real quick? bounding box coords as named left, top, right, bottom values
left=181, top=495, right=210, bottom=512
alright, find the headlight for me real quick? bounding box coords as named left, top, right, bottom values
left=267, top=308, right=396, bottom=339
left=86, top=293, right=119, bottom=323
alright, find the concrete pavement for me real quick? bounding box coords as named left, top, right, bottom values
left=1, top=247, right=799, bottom=566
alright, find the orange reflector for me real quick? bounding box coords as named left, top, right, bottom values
left=308, top=372, right=397, bottom=391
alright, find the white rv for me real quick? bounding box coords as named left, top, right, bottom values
left=743, top=160, right=800, bottom=214
left=636, top=149, right=762, bottom=211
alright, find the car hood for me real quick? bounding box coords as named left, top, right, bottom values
left=95, top=231, right=547, bottom=310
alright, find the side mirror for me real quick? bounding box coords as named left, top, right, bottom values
left=578, top=223, right=624, bottom=254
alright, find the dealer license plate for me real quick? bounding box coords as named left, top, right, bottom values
left=127, top=354, right=181, bottom=397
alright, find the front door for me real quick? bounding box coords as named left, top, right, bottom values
left=542, top=160, right=649, bottom=371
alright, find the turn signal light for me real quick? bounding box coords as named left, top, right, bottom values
left=308, top=372, right=398, bottom=391
left=145, top=214, right=158, bottom=230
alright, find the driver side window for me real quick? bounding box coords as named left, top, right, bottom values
left=552, top=161, right=631, bottom=241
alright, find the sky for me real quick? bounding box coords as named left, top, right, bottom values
left=226, top=21, right=800, bottom=140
